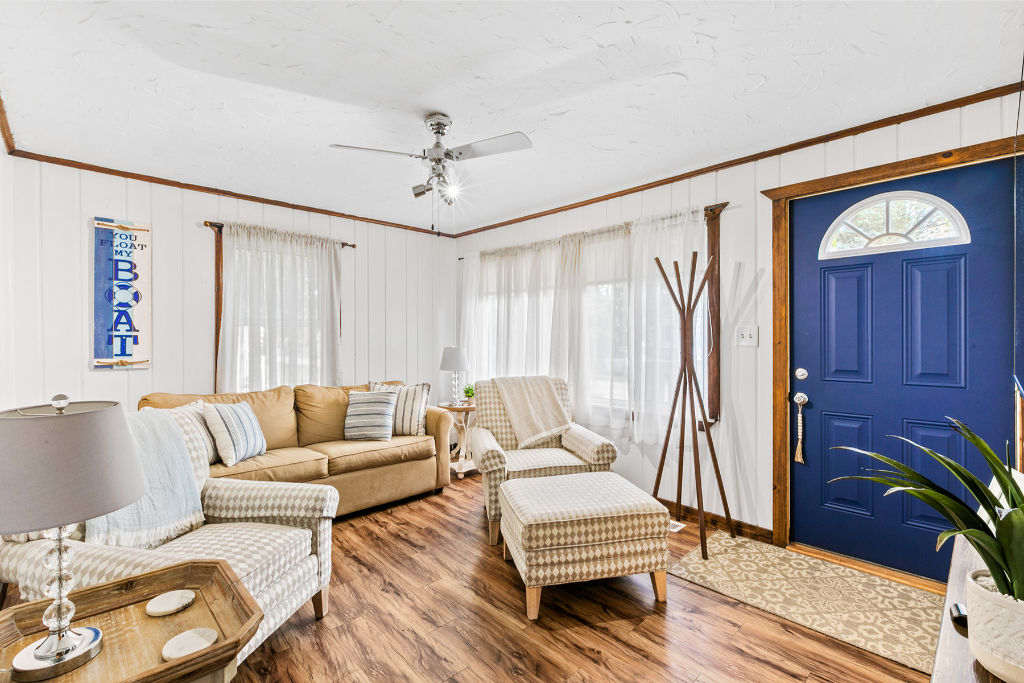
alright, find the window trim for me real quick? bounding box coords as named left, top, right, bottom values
left=818, top=190, right=970, bottom=260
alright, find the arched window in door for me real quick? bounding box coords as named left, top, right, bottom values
left=819, top=190, right=970, bottom=259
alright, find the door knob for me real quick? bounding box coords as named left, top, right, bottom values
left=793, top=392, right=808, bottom=405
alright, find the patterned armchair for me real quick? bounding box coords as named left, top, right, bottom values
left=0, top=478, right=338, bottom=664
left=470, top=377, right=618, bottom=544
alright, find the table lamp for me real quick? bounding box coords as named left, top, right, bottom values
left=439, top=346, right=470, bottom=406
left=0, top=395, right=146, bottom=681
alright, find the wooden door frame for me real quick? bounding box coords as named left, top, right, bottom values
left=762, top=134, right=1024, bottom=548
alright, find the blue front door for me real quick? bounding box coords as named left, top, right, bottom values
left=790, top=158, right=1014, bottom=580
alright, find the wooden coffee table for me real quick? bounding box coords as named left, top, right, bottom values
left=0, top=560, right=261, bottom=683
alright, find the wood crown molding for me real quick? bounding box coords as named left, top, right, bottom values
left=763, top=133, right=1024, bottom=550
left=459, top=81, right=1023, bottom=237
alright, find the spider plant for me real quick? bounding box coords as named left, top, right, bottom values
left=831, top=418, right=1024, bottom=599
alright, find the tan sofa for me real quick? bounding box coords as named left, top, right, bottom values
left=138, top=383, right=455, bottom=517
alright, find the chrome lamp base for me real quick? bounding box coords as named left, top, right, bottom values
left=11, top=627, right=102, bottom=681
left=11, top=524, right=100, bottom=681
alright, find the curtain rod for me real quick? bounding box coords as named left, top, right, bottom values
left=203, top=221, right=356, bottom=248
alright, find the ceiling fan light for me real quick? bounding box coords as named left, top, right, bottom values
left=412, top=183, right=433, bottom=198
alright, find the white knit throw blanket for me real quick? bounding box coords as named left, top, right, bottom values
left=493, top=376, right=571, bottom=448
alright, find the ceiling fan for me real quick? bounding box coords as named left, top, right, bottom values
left=330, top=113, right=531, bottom=205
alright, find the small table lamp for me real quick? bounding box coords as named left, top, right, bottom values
left=0, top=395, right=146, bottom=681
left=439, top=346, right=470, bottom=406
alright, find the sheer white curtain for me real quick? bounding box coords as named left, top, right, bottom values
left=628, top=211, right=707, bottom=455
left=461, top=239, right=561, bottom=380
left=460, top=210, right=706, bottom=443
left=217, top=223, right=345, bottom=392
left=550, top=226, right=632, bottom=438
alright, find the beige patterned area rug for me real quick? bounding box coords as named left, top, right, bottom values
left=669, top=533, right=944, bottom=673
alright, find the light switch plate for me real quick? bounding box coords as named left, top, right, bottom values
left=736, top=326, right=759, bottom=347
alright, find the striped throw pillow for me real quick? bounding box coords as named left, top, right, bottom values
left=203, top=401, right=267, bottom=467
left=369, top=382, right=430, bottom=436
left=345, top=391, right=398, bottom=441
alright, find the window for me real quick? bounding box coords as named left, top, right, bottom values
left=819, top=191, right=970, bottom=260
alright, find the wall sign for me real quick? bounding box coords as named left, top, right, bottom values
left=92, top=217, right=152, bottom=369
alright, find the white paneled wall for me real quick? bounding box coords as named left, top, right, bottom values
left=0, top=92, right=1018, bottom=529
left=0, top=157, right=457, bottom=412
left=456, top=93, right=1021, bottom=529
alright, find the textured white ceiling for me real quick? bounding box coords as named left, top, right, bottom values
left=0, top=2, right=1022, bottom=232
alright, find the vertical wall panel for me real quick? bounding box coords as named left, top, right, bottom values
left=10, top=159, right=43, bottom=405
left=853, top=126, right=899, bottom=170
left=352, top=221, right=369, bottom=383
left=180, top=191, right=218, bottom=394
left=780, top=144, right=826, bottom=186
left=404, top=231, right=420, bottom=383
left=0, top=151, right=15, bottom=409
left=825, top=137, right=855, bottom=176
left=330, top=217, right=357, bottom=385
left=150, top=185, right=185, bottom=395
left=961, top=99, right=1003, bottom=146
left=39, top=163, right=84, bottom=402
left=384, top=226, right=407, bottom=382
left=898, top=109, right=960, bottom=159
left=416, top=233, right=436, bottom=389
left=365, top=223, right=387, bottom=380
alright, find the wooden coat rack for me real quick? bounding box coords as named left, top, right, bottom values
left=652, top=252, right=736, bottom=559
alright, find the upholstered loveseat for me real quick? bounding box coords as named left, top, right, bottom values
left=469, top=377, right=619, bottom=544
left=138, top=382, right=455, bottom=516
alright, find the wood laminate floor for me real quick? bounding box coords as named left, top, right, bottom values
left=233, top=475, right=927, bottom=683
left=0, top=475, right=929, bottom=682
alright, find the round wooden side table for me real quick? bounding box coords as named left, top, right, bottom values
left=440, top=402, right=476, bottom=479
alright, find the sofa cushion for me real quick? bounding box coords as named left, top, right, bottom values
left=209, top=447, right=328, bottom=483
left=156, top=522, right=310, bottom=596
left=138, top=386, right=298, bottom=450
left=294, top=382, right=404, bottom=446
left=309, top=436, right=435, bottom=476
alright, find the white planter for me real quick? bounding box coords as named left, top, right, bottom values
left=966, top=569, right=1024, bottom=683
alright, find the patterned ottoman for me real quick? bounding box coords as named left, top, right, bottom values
left=498, top=471, right=670, bottom=620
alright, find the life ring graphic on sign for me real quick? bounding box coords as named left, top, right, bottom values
left=105, top=282, right=142, bottom=308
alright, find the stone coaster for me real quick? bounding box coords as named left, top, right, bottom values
left=145, top=589, right=196, bottom=617
left=161, top=627, right=218, bottom=661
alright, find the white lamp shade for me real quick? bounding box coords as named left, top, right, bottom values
left=0, top=401, right=147, bottom=535
left=439, top=346, right=470, bottom=372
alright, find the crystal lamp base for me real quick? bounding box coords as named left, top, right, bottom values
left=11, top=626, right=103, bottom=681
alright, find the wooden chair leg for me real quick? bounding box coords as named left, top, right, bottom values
left=650, top=571, right=667, bottom=602
left=488, top=520, right=500, bottom=545
left=525, top=586, right=542, bottom=620
left=502, top=541, right=512, bottom=561
left=312, top=588, right=328, bottom=619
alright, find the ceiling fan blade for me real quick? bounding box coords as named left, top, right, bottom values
left=329, top=143, right=426, bottom=160
left=448, top=132, right=532, bottom=161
